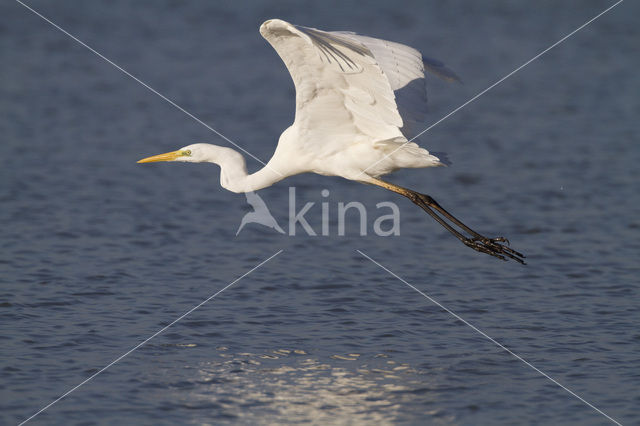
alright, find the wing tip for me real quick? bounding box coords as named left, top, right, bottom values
left=422, top=56, right=462, bottom=84
left=260, top=19, right=297, bottom=38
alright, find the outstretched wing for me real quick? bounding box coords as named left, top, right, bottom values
left=260, top=19, right=406, bottom=145
left=330, top=31, right=431, bottom=140
left=259, top=20, right=459, bottom=145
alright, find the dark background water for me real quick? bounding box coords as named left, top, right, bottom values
left=1, top=1, right=639, bottom=424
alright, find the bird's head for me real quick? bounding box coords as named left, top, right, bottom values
left=137, top=143, right=215, bottom=164
left=137, top=143, right=250, bottom=192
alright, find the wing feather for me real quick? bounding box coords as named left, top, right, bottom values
left=260, top=19, right=404, bottom=144
left=259, top=19, right=458, bottom=157
left=332, top=32, right=429, bottom=139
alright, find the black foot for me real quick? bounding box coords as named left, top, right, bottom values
left=463, top=236, right=526, bottom=264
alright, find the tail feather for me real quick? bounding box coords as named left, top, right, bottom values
left=374, top=137, right=447, bottom=168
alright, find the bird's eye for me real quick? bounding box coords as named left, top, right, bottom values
left=183, top=150, right=192, bottom=156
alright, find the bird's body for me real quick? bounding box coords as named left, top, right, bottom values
left=155, top=20, right=445, bottom=192
left=258, top=21, right=445, bottom=180
left=139, top=19, right=525, bottom=263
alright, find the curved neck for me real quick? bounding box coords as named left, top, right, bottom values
left=204, top=146, right=284, bottom=193
left=224, top=164, right=284, bottom=193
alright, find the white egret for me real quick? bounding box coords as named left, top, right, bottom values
left=138, top=19, right=524, bottom=263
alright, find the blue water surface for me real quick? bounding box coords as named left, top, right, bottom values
left=1, top=1, right=639, bottom=425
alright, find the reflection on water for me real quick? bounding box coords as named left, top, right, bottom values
left=164, top=347, right=450, bottom=425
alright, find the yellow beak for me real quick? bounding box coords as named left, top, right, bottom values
left=137, top=150, right=182, bottom=163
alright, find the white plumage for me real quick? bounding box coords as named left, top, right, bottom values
left=138, top=19, right=525, bottom=263
left=259, top=19, right=442, bottom=182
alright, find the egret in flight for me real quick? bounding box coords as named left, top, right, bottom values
left=138, top=19, right=525, bottom=263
